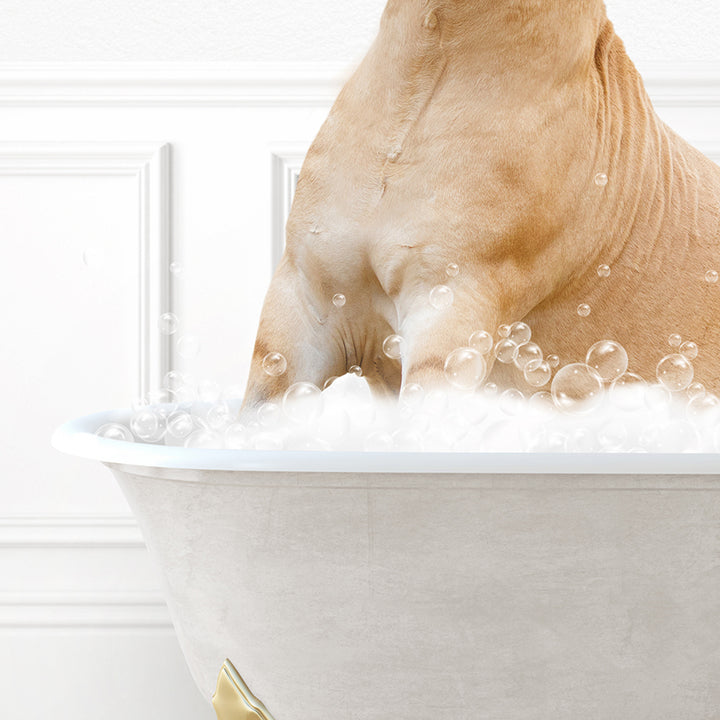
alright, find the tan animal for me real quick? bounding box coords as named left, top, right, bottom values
left=243, top=0, right=720, bottom=410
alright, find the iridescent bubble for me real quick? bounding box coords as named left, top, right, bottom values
left=656, top=353, right=694, bottom=392
left=400, top=382, right=425, bottom=409
left=130, top=409, right=162, bottom=441
left=443, top=347, right=486, bottom=390
left=382, top=334, right=406, bottom=360
left=508, top=322, right=531, bottom=346
left=468, top=330, right=493, bottom=355
left=594, top=172, right=608, bottom=187
left=494, top=339, right=518, bottom=364
left=332, top=293, right=346, bottom=307
left=169, top=261, right=184, bottom=277
left=668, top=333, right=682, bottom=347
left=445, top=262, right=459, bottom=277
left=680, top=341, right=698, bottom=360
left=184, top=430, right=222, bottom=449
left=283, top=382, right=323, bottom=423
left=609, top=372, right=646, bottom=410
left=177, top=335, right=201, bottom=359
left=262, top=352, right=287, bottom=377
left=514, top=342, right=542, bottom=371
left=577, top=303, right=591, bottom=317
left=499, top=389, right=525, bottom=416
left=96, top=423, right=134, bottom=442
left=524, top=359, right=552, bottom=388
left=551, top=363, right=604, bottom=414
left=429, top=284, right=454, bottom=309
left=547, top=354, right=560, bottom=368
left=686, top=382, right=706, bottom=400
left=597, top=264, right=611, bottom=278
left=705, top=270, right=718, bottom=284
left=166, top=411, right=194, bottom=439
left=349, top=364, right=363, bottom=376
left=158, top=312, right=179, bottom=335
left=497, top=324, right=511, bottom=338
left=224, top=422, right=249, bottom=449
left=585, top=340, right=628, bottom=382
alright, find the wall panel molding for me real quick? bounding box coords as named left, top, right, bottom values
left=270, top=146, right=306, bottom=270
left=0, top=142, right=171, bottom=397
left=0, top=62, right=718, bottom=107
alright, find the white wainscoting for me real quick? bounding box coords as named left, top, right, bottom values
left=1, top=62, right=719, bottom=720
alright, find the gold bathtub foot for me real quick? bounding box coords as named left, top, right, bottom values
left=212, top=659, right=276, bottom=720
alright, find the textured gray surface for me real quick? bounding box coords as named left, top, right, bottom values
left=111, top=464, right=720, bottom=719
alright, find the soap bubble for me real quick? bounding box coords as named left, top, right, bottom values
left=483, top=382, right=498, bottom=397
left=443, top=347, right=486, bottom=390
left=169, top=261, right=184, bottom=277
left=162, top=370, right=187, bottom=392
left=158, top=312, right=178, bottom=335
left=497, top=324, right=511, bottom=338
left=644, top=383, right=672, bottom=412
left=705, top=270, right=718, bottom=284
left=96, top=423, right=134, bottom=442
left=349, top=364, right=363, bottom=376
left=429, top=284, right=454, bottom=309
left=656, top=354, right=694, bottom=392
left=577, top=303, right=591, bottom=317
left=283, top=382, right=323, bottom=423
left=687, top=382, right=706, bottom=400
left=566, top=427, right=597, bottom=453
left=547, top=354, right=560, bottom=368
left=668, top=333, right=682, bottom=347
left=257, top=402, right=282, bottom=427
left=185, top=430, right=222, bottom=449
left=323, top=376, right=338, bottom=390
left=224, top=423, right=249, bottom=449
left=551, top=363, right=604, bottom=414
left=524, top=359, right=552, bottom=387
left=687, top=393, right=720, bottom=419
left=177, top=335, right=201, bottom=359
left=585, top=340, right=628, bottom=382
left=499, top=389, right=525, bottom=415
left=528, top=391, right=554, bottom=416
left=680, top=341, right=698, bottom=360
left=445, top=262, right=459, bottom=277
left=594, top=172, right=608, bottom=187
left=332, top=293, right=346, bottom=307
left=130, top=409, right=162, bottom=441
left=262, top=352, right=287, bottom=377
left=468, top=330, right=493, bottom=355
left=508, top=322, right=531, bottom=346
left=400, top=383, right=425, bottom=409
left=494, top=339, right=518, bottom=364
left=166, top=411, right=194, bottom=439
left=205, top=402, right=233, bottom=431
left=597, top=264, right=611, bottom=278
left=609, top=372, right=646, bottom=410
left=514, top=342, right=542, bottom=370
left=382, top=334, right=406, bottom=360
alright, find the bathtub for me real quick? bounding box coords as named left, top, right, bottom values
left=53, top=409, right=720, bottom=719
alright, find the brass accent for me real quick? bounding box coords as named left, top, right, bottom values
left=212, top=659, right=276, bottom=720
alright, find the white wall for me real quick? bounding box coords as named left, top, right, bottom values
left=0, top=1, right=719, bottom=719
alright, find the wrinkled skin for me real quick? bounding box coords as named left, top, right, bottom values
left=243, top=0, right=720, bottom=409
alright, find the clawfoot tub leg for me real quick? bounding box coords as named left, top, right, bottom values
left=212, top=659, right=276, bottom=720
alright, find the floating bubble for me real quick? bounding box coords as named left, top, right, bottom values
left=177, top=335, right=201, bottom=359
left=597, top=264, right=611, bottom=278
left=547, top=354, right=560, bottom=368
left=508, top=322, right=531, bottom=346
left=349, top=364, right=363, bottom=376
left=594, top=172, right=608, bottom=187
left=687, top=382, right=706, bottom=400
left=498, top=324, right=511, bottom=338
left=443, top=347, right=486, bottom=390
left=499, top=389, right=525, bottom=416
left=705, top=270, right=718, bottom=284
left=494, top=339, right=518, bottom=364
left=429, top=284, right=454, bottom=309
left=524, top=359, right=552, bottom=388
left=96, top=423, right=134, bottom=442
left=483, top=382, right=499, bottom=397
left=283, top=382, right=323, bottom=423
left=205, top=402, right=233, bottom=431
left=668, top=333, right=682, bottom=347
left=656, top=354, right=694, bottom=392
left=468, top=330, right=493, bottom=355
left=445, top=262, right=459, bottom=277
left=644, top=383, right=672, bottom=412
left=383, top=334, right=406, bottom=360
left=332, top=293, right=346, bottom=307
left=323, top=376, right=338, bottom=390
left=130, top=409, right=162, bottom=441
left=166, top=411, right=194, bottom=439
left=158, top=312, right=179, bottom=335
left=577, top=303, right=591, bottom=317
left=162, top=370, right=187, bottom=392
left=514, top=342, right=542, bottom=371
left=262, top=352, right=287, bottom=377
left=169, top=261, right=184, bottom=277
left=551, top=363, right=604, bottom=414
left=528, top=391, right=554, bottom=415
left=585, top=340, right=628, bottom=382
left=680, top=341, right=698, bottom=360
left=687, top=393, right=720, bottom=419
left=609, top=372, right=646, bottom=410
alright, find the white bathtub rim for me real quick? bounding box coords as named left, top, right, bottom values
left=51, top=408, right=720, bottom=475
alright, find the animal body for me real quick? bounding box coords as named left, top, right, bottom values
left=243, top=0, right=720, bottom=409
